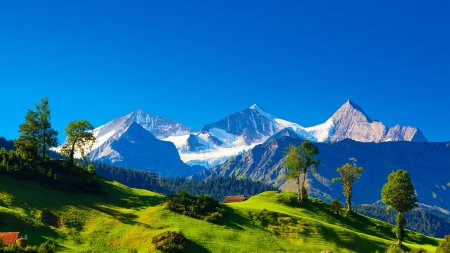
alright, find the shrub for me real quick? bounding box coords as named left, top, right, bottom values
left=408, top=248, right=428, bottom=253
left=37, top=240, right=56, bottom=253
left=152, top=231, right=186, bottom=253
left=436, top=234, right=450, bottom=253
left=330, top=199, right=342, bottom=215
left=15, top=238, right=28, bottom=248
left=39, top=209, right=60, bottom=227
left=385, top=244, right=405, bottom=253
left=164, top=191, right=226, bottom=222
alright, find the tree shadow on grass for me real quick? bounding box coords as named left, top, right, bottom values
left=88, top=204, right=151, bottom=229
left=186, top=238, right=210, bottom=253
left=98, top=183, right=163, bottom=209
left=221, top=206, right=265, bottom=231
left=319, top=224, right=386, bottom=252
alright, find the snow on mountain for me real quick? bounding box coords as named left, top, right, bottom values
left=92, top=110, right=193, bottom=150
left=175, top=104, right=336, bottom=168
left=78, top=100, right=426, bottom=171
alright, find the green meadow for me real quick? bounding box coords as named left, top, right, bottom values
left=0, top=175, right=442, bottom=252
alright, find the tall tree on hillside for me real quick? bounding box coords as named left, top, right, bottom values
left=35, top=97, right=58, bottom=162
left=332, top=158, right=365, bottom=213
left=381, top=169, right=418, bottom=246
left=61, top=120, right=96, bottom=165
left=284, top=141, right=320, bottom=202
left=15, top=110, right=40, bottom=160
left=15, top=97, right=58, bottom=162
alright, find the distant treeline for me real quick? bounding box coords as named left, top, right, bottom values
left=91, top=161, right=278, bottom=201
left=0, top=137, right=15, bottom=151
left=353, top=204, right=450, bottom=238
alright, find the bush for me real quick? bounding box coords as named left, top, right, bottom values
left=164, top=191, right=226, bottom=222
left=408, top=248, right=428, bottom=253
left=39, top=209, right=60, bottom=227
left=152, top=231, right=186, bottom=253
left=37, top=240, right=56, bottom=253
left=386, top=245, right=404, bottom=253
left=330, top=199, right=342, bottom=215
left=15, top=238, right=28, bottom=248
left=436, top=234, right=450, bottom=253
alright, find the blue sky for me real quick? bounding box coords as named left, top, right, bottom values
left=1, top=1, right=449, bottom=142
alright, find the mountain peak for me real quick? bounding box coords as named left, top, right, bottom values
left=249, top=104, right=274, bottom=121
left=338, top=100, right=372, bottom=122
left=250, top=104, right=264, bottom=111
left=330, top=100, right=387, bottom=142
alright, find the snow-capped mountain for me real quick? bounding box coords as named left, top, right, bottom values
left=84, top=110, right=199, bottom=177
left=91, top=109, right=193, bottom=150
left=83, top=100, right=427, bottom=172
left=173, top=104, right=335, bottom=168
left=90, top=122, right=195, bottom=177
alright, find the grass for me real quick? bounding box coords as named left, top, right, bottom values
left=0, top=175, right=442, bottom=252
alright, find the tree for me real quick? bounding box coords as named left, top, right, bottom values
left=35, top=97, right=58, bottom=162
left=15, top=109, right=40, bottom=160
left=283, top=141, right=320, bottom=202
left=15, top=97, right=58, bottom=162
left=436, top=234, right=450, bottom=253
left=61, top=120, right=96, bottom=165
left=330, top=199, right=342, bottom=215
left=332, top=158, right=365, bottom=213
left=381, top=169, right=418, bottom=246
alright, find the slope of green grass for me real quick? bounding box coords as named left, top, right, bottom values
left=0, top=175, right=442, bottom=252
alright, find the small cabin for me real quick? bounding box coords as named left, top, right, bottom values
left=0, top=232, right=21, bottom=246
left=222, top=195, right=246, bottom=203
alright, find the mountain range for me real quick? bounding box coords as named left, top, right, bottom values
left=54, top=99, right=450, bottom=214
left=87, top=100, right=427, bottom=172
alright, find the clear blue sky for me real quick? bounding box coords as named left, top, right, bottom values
left=1, top=1, right=449, bottom=142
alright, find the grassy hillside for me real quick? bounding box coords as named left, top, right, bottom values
left=0, top=175, right=442, bottom=252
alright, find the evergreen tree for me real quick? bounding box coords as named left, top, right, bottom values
left=332, top=158, right=365, bottom=213
left=35, top=97, right=58, bottom=162
left=15, top=110, right=40, bottom=160
left=283, top=141, right=320, bottom=202
left=381, top=169, right=418, bottom=246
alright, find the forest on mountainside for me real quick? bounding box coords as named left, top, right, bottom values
left=353, top=205, right=450, bottom=238
left=92, top=161, right=278, bottom=202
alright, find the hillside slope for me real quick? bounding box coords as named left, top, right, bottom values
left=0, top=175, right=441, bottom=252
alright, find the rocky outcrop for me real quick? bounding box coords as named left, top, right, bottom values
left=383, top=125, right=428, bottom=142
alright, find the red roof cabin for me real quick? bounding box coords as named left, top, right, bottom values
left=222, top=195, right=246, bottom=203
left=0, top=232, right=21, bottom=246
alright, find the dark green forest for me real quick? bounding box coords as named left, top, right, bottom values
left=353, top=205, right=450, bottom=238
left=91, top=161, right=278, bottom=202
